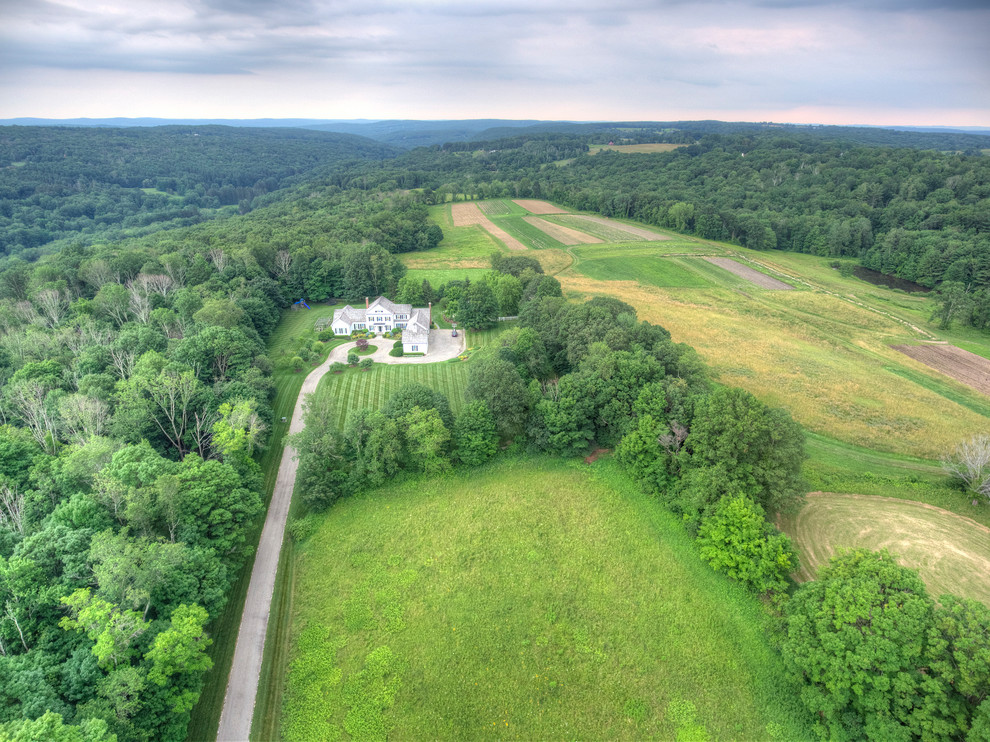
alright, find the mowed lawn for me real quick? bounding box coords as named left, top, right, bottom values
left=280, top=459, right=813, bottom=741
left=316, top=360, right=472, bottom=427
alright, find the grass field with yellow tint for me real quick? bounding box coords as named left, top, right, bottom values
left=780, top=493, right=990, bottom=605
left=277, top=458, right=813, bottom=741
left=558, top=264, right=990, bottom=460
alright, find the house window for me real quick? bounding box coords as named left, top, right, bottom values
left=411, top=345, right=418, bottom=351
left=355, top=323, right=365, bottom=330
left=336, top=327, right=346, bottom=334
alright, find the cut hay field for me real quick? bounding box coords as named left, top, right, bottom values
left=781, top=493, right=990, bottom=606
left=277, top=459, right=813, bottom=741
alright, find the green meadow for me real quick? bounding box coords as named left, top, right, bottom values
left=278, top=458, right=814, bottom=741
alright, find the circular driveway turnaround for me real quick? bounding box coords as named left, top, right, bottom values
left=216, top=329, right=464, bottom=742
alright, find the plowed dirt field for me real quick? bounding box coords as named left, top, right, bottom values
left=512, top=199, right=568, bottom=214
left=703, top=257, right=793, bottom=290
left=893, top=343, right=990, bottom=396
left=523, top=216, right=601, bottom=245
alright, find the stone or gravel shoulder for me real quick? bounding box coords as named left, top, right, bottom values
left=215, top=331, right=463, bottom=741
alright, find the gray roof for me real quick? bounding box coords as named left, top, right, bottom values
left=332, top=305, right=366, bottom=324
left=403, top=307, right=431, bottom=343
left=368, top=296, right=411, bottom=315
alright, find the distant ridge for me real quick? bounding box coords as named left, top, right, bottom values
left=0, top=117, right=382, bottom=127
left=1, top=118, right=986, bottom=150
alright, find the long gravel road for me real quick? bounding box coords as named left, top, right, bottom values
left=216, top=330, right=464, bottom=742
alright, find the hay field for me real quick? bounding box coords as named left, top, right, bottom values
left=781, top=493, right=990, bottom=605
left=557, top=273, right=988, bottom=458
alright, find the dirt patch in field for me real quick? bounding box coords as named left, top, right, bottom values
left=523, top=216, right=602, bottom=246
left=892, top=344, right=990, bottom=397
left=450, top=203, right=527, bottom=251
left=512, top=199, right=568, bottom=214
left=781, top=492, right=990, bottom=605
left=583, top=448, right=611, bottom=464
left=560, top=214, right=671, bottom=241
left=703, top=257, right=793, bottom=290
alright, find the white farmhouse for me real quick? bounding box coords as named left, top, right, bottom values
left=331, top=297, right=432, bottom=354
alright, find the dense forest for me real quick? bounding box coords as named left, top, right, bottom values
left=0, top=178, right=442, bottom=741
left=0, top=126, right=397, bottom=257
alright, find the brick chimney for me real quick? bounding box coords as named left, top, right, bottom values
left=428, top=302, right=432, bottom=327
left=365, top=297, right=369, bottom=309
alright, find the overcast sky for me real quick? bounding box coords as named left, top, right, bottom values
left=1, top=0, right=987, bottom=126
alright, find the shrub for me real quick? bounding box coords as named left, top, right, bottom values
left=331, top=362, right=347, bottom=373
left=291, top=356, right=304, bottom=372
left=359, top=358, right=374, bottom=369
left=695, top=494, right=797, bottom=599
left=389, top=347, right=403, bottom=357
left=311, top=342, right=323, bottom=354
left=347, top=352, right=359, bottom=365
left=317, top=329, right=333, bottom=341
left=356, top=338, right=369, bottom=351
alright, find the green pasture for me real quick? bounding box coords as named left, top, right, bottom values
left=571, top=253, right=716, bottom=289
left=494, top=215, right=569, bottom=250
left=277, top=458, right=813, bottom=741
left=403, top=268, right=491, bottom=286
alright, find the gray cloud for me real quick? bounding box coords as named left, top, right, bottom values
left=0, top=0, right=986, bottom=123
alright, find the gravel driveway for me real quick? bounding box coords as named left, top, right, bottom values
left=216, top=327, right=465, bottom=741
